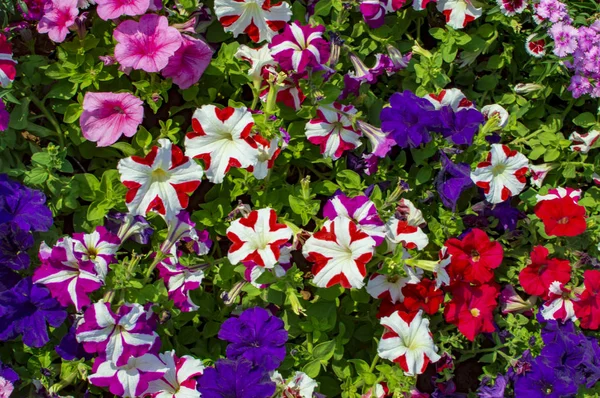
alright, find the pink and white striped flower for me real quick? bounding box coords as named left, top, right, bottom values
left=118, top=139, right=203, bottom=221
left=157, top=255, right=205, bottom=312
left=33, top=237, right=103, bottom=311
left=323, top=193, right=386, bottom=245
left=424, top=88, right=474, bottom=111
left=540, top=282, right=577, bottom=323
left=302, top=217, right=376, bottom=289
left=146, top=350, right=204, bottom=398
left=0, top=35, right=17, bottom=87
left=227, top=207, right=292, bottom=268
left=88, top=354, right=167, bottom=398
left=385, top=199, right=429, bottom=251
left=72, top=226, right=120, bottom=280
left=214, top=0, right=291, bottom=43
left=76, top=301, right=159, bottom=366
left=470, top=144, right=529, bottom=204
left=269, top=22, right=330, bottom=74
left=185, top=105, right=258, bottom=184
left=249, top=136, right=283, bottom=180
left=497, top=0, right=527, bottom=16
left=366, top=266, right=423, bottom=303
left=536, top=187, right=581, bottom=204
left=436, top=0, right=482, bottom=29
left=377, top=310, right=441, bottom=375
left=183, top=230, right=212, bottom=256
left=525, top=34, right=546, bottom=58
left=305, top=103, right=361, bottom=160
left=529, top=164, right=552, bottom=189
left=569, top=130, right=600, bottom=153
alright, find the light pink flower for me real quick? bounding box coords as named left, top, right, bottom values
left=80, top=92, right=144, bottom=147
left=162, top=35, right=213, bottom=89
left=95, top=0, right=150, bottom=20
left=37, top=0, right=79, bottom=43
left=114, top=14, right=182, bottom=73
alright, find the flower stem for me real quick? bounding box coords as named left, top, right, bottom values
left=29, top=93, right=65, bottom=147
left=143, top=251, right=167, bottom=282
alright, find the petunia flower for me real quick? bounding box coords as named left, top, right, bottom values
left=573, top=270, right=600, bottom=330
left=519, top=246, right=571, bottom=299
left=259, top=70, right=306, bottom=110
left=37, top=0, right=79, bottom=43
left=105, top=212, right=154, bottom=244
left=244, top=243, right=292, bottom=287
left=357, top=120, right=396, bottom=158
left=33, top=237, right=104, bottom=311
left=88, top=354, right=168, bottom=398
left=0, top=277, right=67, bottom=348
left=55, top=326, right=93, bottom=361
left=529, top=164, right=552, bottom=188
left=0, top=223, right=33, bottom=271
left=536, top=187, right=581, bottom=203
left=402, top=278, right=444, bottom=315
left=438, top=106, right=484, bottom=145
left=497, top=0, right=527, bottom=16
left=444, top=281, right=499, bottom=341
left=435, top=152, right=473, bottom=210
left=0, top=100, right=8, bottom=132
left=162, top=35, right=213, bottom=89
left=235, top=44, right=276, bottom=81
left=160, top=210, right=198, bottom=256
left=481, top=104, right=509, bottom=129
left=385, top=199, right=429, bottom=251
left=249, top=136, right=282, bottom=180
left=114, top=14, right=182, bottom=73
left=80, top=91, right=144, bottom=147
left=444, top=228, right=503, bottom=285
left=470, top=144, right=529, bottom=204
left=145, top=350, right=205, bottom=398
left=513, top=360, right=578, bottom=398
left=197, top=358, right=276, bottom=398
left=0, top=175, right=53, bottom=232
left=95, top=0, right=150, bottom=20
left=218, top=307, right=288, bottom=371
left=0, top=35, right=17, bottom=88
left=534, top=196, right=587, bottom=237
left=569, top=130, right=600, bottom=153
left=185, top=105, right=258, bottom=184
left=424, top=88, right=474, bottom=111
left=269, top=22, right=330, bottom=74
left=76, top=301, right=159, bottom=366
left=118, top=138, right=204, bottom=221
left=214, top=0, right=291, bottom=43
left=540, top=282, right=577, bottom=323
left=499, top=284, right=536, bottom=316
left=305, top=103, right=361, bottom=160
left=436, top=0, right=482, bottom=29
left=359, top=0, right=406, bottom=28
left=157, top=255, right=204, bottom=312
left=366, top=266, right=423, bottom=303
left=72, top=226, right=120, bottom=280
left=377, top=310, right=441, bottom=375
left=271, top=371, right=318, bottom=398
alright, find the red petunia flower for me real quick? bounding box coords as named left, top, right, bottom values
left=518, top=246, right=571, bottom=299
left=534, top=196, right=587, bottom=237
left=402, top=278, right=444, bottom=315
left=573, top=270, right=600, bottom=330
left=444, top=282, right=499, bottom=341
left=377, top=300, right=408, bottom=319
left=444, top=228, right=504, bottom=284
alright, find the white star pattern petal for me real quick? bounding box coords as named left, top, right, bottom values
left=214, top=0, right=291, bottom=43
left=145, top=350, right=205, bottom=398
left=305, top=103, right=362, bottom=160
left=424, top=88, right=475, bottom=111
left=366, top=266, right=423, bottom=303
left=235, top=44, right=276, bottom=80
left=436, top=0, right=482, bottom=29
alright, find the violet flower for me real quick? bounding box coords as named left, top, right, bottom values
left=435, top=152, right=473, bottom=210
left=0, top=174, right=52, bottom=232
left=197, top=358, right=276, bottom=398
left=55, top=326, right=93, bottom=361
left=0, top=223, right=33, bottom=271
left=438, top=106, right=484, bottom=145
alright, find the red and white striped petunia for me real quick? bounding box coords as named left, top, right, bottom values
left=248, top=136, right=283, bottom=180
left=540, top=282, right=578, bottom=323
left=366, top=266, right=423, bottom=303
left=0, top=35, right=17, bottom=87
left=302, top=216, right=376, bottom=289
left=305, top=103, right=362, bottom=160
left=569, top=130, right=600, bottom=153
left=525, top=34, right=546, bottom=58
left=117, top=139, right=203, bottom=221
left=185, top=105, right=259, bottom=184
left=470, top=144, right=529, bottom=204
left=385, top=199, right=429, bottom=251
left=424, top=88, right=474, bottom=111
left=377, top=310, right=441, bottom=375
left=227, top=207, right=292, bottom=268
left=214, top=0, right=291, bottom=43
left=436, top=0, right=482, bottom=29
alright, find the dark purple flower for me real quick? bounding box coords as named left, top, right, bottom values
left=55, top=326, right=93, bottom=361
left=340, top=74, right=362, bottom=99
left=0, top=277, right=67, bottom=348
left=18, top=0, right=45, bottom=21
left=197, top=358, right=276, bottom=398
left=0, top=175, right=52, bottom=232
left=0, top=359, right=18, bottom=384
left=218, top=307, right=287, bottom=371
left=0, top=268, right=20, bottom=293
left=105, top=212, right=153, bottom=244
left=486, top=201, right=524, bottom=232
left=513, top=359, right=578, bottom=397
left=0, top=223, right=33, bottom=270
left=477, top=374, right=509, bottom=398
left=438, top=107, right=484, bottom=145
left=381, top=90, right=441, bottom=148
left=435, top=152, right=473, bottom=210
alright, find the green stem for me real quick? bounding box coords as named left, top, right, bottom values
left=511, top=130, right=539, bottom=145
left=369, top=354, right=379, bottom=373
left=29, top=93, right=65, bottom=147
left=561, top=99, right=575, bottom=122
left=143, top=251, right=167, bottom=282
left=465, top=343, right=508, bottom=354
left=250, top=79, right=262, bottom=110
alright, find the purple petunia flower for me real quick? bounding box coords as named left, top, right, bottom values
left=438, top=107, right=484, bottom=145
left=197, top=358, right=276, bottom=398
left=435, top=152, right=473, bottom=210
left=477, top=374, right=509, bottom=398
left=513, top=359, right=578, bottom=397
left=55, top=325, right=93, bottom=361
left=357, top=120, right=396, bottom=158
left=0, top=174, right=52, bottom=233
left=380, top=90, right=441, bottom=148
left=73, top=226, right=120, bottom=280
left=0, top=223, right=34, bottom=270
left=0, top=360, right=18, bottom=385
left=218, top=307, right=288, bottom=371
left=0, top=277, right=67, bottom=348
left=0, top=268, right=20, bottom=293
left=105, top=212, right=154, bottom=245
left=0, top=99, right=8, bottom=132
left=157, top=254, right=205, bottom=312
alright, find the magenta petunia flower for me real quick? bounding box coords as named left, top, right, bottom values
left=80, top=92, right=144, bottom=147
left=37, top=0, right=79, bottom=43
left=113, top=14, right=182, bottom=73
left=0, top=100, right=8, bottom=132
left=269, top=22, right=330, bottom=74
left=95, top=0, right=150, bottom=20
left=162, top=35, right=213, bottom=89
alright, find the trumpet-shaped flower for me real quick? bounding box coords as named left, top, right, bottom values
left=444, top=228, right=503, bottom=284
left=569, top=130, right=599, bottom=153
left=118, top=138, right=203, bottom=221
left=0, top=36, right=17, bottom=88
left=540, top=282, right=577, bottom=323
left=162, top=35, right=213, bottom=89
left=157, top=256, right=204, bottom=312
left=366, top=266, right=422, bottom=303
left=534, top=196, right=587, bottom=237
left=146, top=350, right=205, bottom=398
left=235, top=44, right=276, bottom=80
left=37, top=0, right=79, bottom=43
left=269, top=22, right=330, bottom=74
left=214, top=0, right=291, bottom=43
left=377, top=310, right=441, bottom=375
left=573, top=270, right=600, bottom=330
left=303, top=217, right=376, bottom=289
left=436, top=0, right=482, bottom=29
left=185, top=105, right=258, bottom=184
left=444, top=282, right=499, bottom=341
left=305, top=103, right=361, bottom=160
left=519, top=246, right=571, bottom=299
left=95, top=0, right=149, bottom=20
left=470, top=144, right=529, bottom=204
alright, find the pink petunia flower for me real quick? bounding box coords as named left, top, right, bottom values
left=157, top=255, right=205, bottom=312
left=269, top=21, right=330, bottom=74
left=37, top=0, right=79, bottom=43
left=145, top=351, right=205, bottom=398
left=95, top=0, right=149, bottom=20
left=162, top=35, right=213, bottom=89
left=80, top=92, right=144, bottom=147
left=113, top=14, right=182, bottom=73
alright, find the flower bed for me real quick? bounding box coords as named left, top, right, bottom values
left=0, top=0, right=600, bottom=396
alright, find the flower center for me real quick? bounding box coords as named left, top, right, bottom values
left=470, top=308, right=481, bottom=317
left=114, top=106, right=125, bottom=114
left=87, top=247, right=98, bottom=260
left=557, top=216, right=570, bottom=224
left=470, top=250, right=480, bottom=262
left=491, top=163, right=506, bottom=176
left=387, top=275, right=399, bottom=283
left=151, top=168, right=170, bottom=182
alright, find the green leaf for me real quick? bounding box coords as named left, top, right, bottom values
left=416, top=166, right=432, bottom=185
left=543, top=148, right=561, bottom=162
left=336, top=170, right=363, bottom=190
left=63, top=103, right=83, bottom=124
left=313, top=0, right=332, bottom=16
left=312, top=340, right=336, bottom=362
left=44, top=81, right=78, bottom=101
left=572, top=112, right=596, bottom=128
left=9, top=98, right=30, bottom=130
left=302, top=359, right=322, bottom=378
